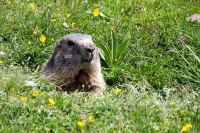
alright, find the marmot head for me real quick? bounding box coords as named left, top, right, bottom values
left=42, top=33, right=105, bottom=94
left=55, top=33, right=98, bottom=66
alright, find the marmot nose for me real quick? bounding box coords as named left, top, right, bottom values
left=87, top=47, right=95, bottom=53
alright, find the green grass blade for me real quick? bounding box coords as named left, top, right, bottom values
left=177, top=50, right=200, bottom=79
left=111, top=31, right=117, bottom=66
left=97, top=39, right=112, bottom=67
left=97, top=48, right=105, bottom=61
left=115, top=39, right=130, bottom=65
left=184, top=43, right=200, bottom=63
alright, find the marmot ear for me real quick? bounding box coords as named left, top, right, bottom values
left=54, top=39, right=62, bottom=52
left=55, top=39, right=64, bottom=50
left=56, top=39, right=61, bottom=47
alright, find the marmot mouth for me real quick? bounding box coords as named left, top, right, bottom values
left=82, top=58, right=94, bottom=64
left=82, top=53, right=94, bottom=64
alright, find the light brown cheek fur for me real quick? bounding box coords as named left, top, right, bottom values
left=56, top=63, right=105, bottom=94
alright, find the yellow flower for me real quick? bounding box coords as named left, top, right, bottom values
left=169, top=101, right=176, bottom=105
left=182, top=124, right=192, bottom=132
left=50, top=18, right=57, bottom=23
left=66, top=14, right=71, bottom=18
left=33, top=31, right=37, bottom=35
left=35, top=25, right=39, bottom=31
left=82, top=84, right=85, bottom=89
left=186, top=124, right=192, bottom=128
left=142, top=93, right=147, bottom=98
left=164, top=119, right=169, bottom=126
left=78, top=121, right=85, bottom=127
left=88, top=116, right=93, bottom=122
left=40, top=35, right=46, bottom=42
left=115, top=88, right=121, bottom=93
left=48, top=98, right=55, bottom=105
left=0, top=60, right=3, bottom=64
left=182, top=126, right=188, bottom=132
left=30, top=3, right=35, bottom=10
left=33, top=90, right=39, bottom=97
left=93, top=9, right=99, bottom=16
left=71, top=23, right=75, bottom=28
left=21, top=97, right=28, bottom=102
left=10, top=88, right=15, bottom=92
left=110, top=26, right=114, bottom=31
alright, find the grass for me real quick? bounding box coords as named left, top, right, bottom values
left=0, top=67, right=199, bottom=132
left=0, top=0, right=200, bottom=132
left=97, top=31, right=131, bottom=68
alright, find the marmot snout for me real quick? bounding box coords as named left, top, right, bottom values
left=42, top=33, right=105, bottom=94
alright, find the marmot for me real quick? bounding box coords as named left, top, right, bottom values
left=42, top=33, right=105, bottom=94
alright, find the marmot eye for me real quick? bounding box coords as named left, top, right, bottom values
left=68, top=41, right=75, bottom=46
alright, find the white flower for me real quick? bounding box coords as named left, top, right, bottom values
left=86, top=10, right=92, bottom=14
left=25, top=81, right=36, bottom=87
left=0, top=51, right=6, bottom=56
left=100, top=12, right=106, bottom=17
left=63, top=22, right=69, bottom=28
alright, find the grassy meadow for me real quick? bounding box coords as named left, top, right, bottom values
left=0, top=0, right=200, bottom=132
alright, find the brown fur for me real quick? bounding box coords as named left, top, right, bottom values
left=42, top=33, right=105, bottom=94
